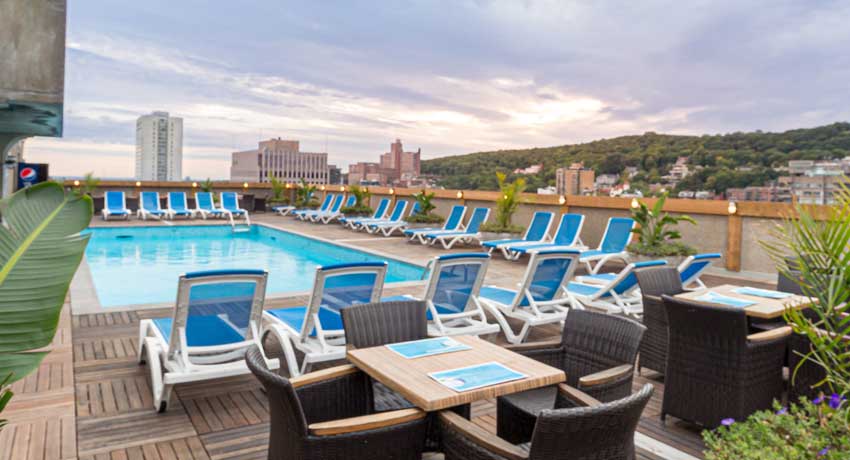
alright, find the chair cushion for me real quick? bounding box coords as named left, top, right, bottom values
left=579, top=249, right=612, bottom=259
left=565, top=282, right=606, bottom=297
left=499, top=386, right=558, bottom=418
left=381, top=295, right=464, bottom=320
left=266, top=306, right=344, bottom=337
left=478, top=286, right=519, bottom=306
left=482, top=239, right=524, bottom=248
left=152, top=316, right=245, bottom=347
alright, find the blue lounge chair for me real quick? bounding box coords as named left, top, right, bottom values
left=137, top=269, right=278, bottom=411
left=354, top=200, right=407, bottom=233
left=194, top=192, right=229, bottom=219
left=137, top=191, right=167, bottom=220
left=404, top=205, right=467, bottom=244
left=101, top=190, right=131, bottom=220
left=579, top=252, right=722, bottom=290
left=272, top=204, right=296, bottom=216
left=565, top=260, right=667, bottom=317
left=423, top=207, right=491, bottom=249
left=262, top=262, right=387, bottom=376
left=220, top=192, right=250, bottom=224
left=502, top=213, right=586, bottom=259
left=579, top=217, right=636, bottom=274
left=301, top=194, right=339, bottom=221
left=482, top=211, right=554, bottom=259
left=478, top=249, right=581, bottom=344
left=366, top=201, right=420, bottom=236
left=166, top=191, right=195, bottom=219
left=341, top=198, right=390, bottom=229
left=310, top=195, right=352, bottom=223
left=384, top=253, right=499, bottom=337
left=293, top=194, right=332, bottom=220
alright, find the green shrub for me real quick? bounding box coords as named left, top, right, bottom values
left=480, top=222, right=525, bottom=234
left=704, top=399, right=850, bottom=459
left=341, top=205, right=373, bottom=216
left=494, top=172, right=525, bottom=230
left=407, top=213, right=444, bottom=224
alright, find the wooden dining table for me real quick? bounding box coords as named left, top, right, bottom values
left=346, top=335, right=566, bottom=411
left=675, top=284, right=812, bottom=319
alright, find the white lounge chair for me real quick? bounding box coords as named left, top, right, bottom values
left=310, top=195, right=353, bottom=224
left=404, top=205, right=467, bottom=244
left=384, top=253, right=500, bottom=337
left=579, top=217, right=636, bottom=274
left=101, top=190, right=131, bottom=220
left=478, top=249, right=581, bottom=344
left=296, top=194, right=334, bottom=221
left=564, top=260, right=667, bottom=318
left=166, top=191, right=196, bottom=219
left=502, top=213, right=586, bottom=259
left=422, top=207, right=491, bottom=249
left=579, top=252, right=722, bottom=290
left=355, top=200, right=406, bottom=232
left=341, top=198, right=390, bottom=229
left=481, top=211, right=554, bottom=259
left=221, top=192, right=250, bottom=224
left=366, top=201, right=420, bottom=236
left=261, top=262, right=387, bottom=377
left=137, top=191, right=167, bottom=220
left=137, top=269, right=279, bottom=411
left=194, top=192, right=230, bottom=220
left=272, top=204, right=296, bottom=216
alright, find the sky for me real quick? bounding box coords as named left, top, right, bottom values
left=24, top=0, right=850, bottom=179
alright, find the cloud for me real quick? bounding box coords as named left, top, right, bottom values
left=23, top=0, right=850, bottom=178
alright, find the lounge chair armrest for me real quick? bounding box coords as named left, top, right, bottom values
left=504, top=339, right=563, bottom=353
left=309, top=408, right=426, bottom=436
left=438, top=411, right=529, bottom=460
left=642, top=294, right=662, bottom=302
left=748, top=326, right=792, bottom=343
left=577, top=364, right=634, bottom=387
left=557, top=383, right=601, bottom=408
left=291, top=364, right=359, bottom=388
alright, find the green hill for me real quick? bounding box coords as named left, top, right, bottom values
left=421, top=122, right=850, bottom=193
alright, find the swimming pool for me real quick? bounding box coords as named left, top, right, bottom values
left=83, top=225, right=424, bottom=307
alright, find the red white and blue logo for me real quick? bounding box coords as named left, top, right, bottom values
left=19, top=167, right=37, bottom=182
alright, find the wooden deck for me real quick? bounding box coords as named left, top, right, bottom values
left=0, top=214, right=778, bottom=459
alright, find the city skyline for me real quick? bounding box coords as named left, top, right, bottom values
left=21, top=0, right=850, bottom=179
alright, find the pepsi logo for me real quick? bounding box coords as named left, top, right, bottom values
left=19, top=167, right=37, bottom=181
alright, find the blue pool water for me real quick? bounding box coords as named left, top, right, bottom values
left=83, top=225, right=424, bottom=307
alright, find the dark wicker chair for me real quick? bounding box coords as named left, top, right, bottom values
left=496, top=310, right=645, bottom=444
left=635, top=267, right=684, bottom=375
left=245, top=346, right=428, bottom=460
left=441, top=383, right=654, bottom=460
left=660, top=295, right=790, bottom=427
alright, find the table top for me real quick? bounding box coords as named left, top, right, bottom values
left=347, top=335, right=566, bottom=412
left=675, top=284, right=812, bottom=319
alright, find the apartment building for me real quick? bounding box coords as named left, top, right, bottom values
left=347, top=139, right=422, bottom=186
left=135, top=111, right=183, bottom=181
left=230, top=138, right=328, bottom=183
left=788, top=160, right=848, bottom=205
left=556, top=162, right=595, bottom=195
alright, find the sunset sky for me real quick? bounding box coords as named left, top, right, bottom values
left=25, top=0, right=850, bottom=179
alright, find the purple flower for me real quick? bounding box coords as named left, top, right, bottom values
left=720, top=418, right=735, bottom=426
left=813, top=396, right=824, bottom=405
left=828, top=394, right=846, bottom=410
left=775, top=407, right=788, bottom=415
left=818, top=446, right=829, bottom=457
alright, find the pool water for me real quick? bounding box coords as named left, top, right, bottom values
left=83, top=225, right=424, bottom=307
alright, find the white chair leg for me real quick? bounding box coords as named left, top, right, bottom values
left=479, top=301, right=521, bottom=345
left=142, top=337, right=170, bottom=412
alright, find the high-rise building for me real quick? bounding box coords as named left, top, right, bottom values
left=328, top=164, right=342, bottom=185
left=347, top=162, right=383, bottom=185
left=556, top=162, right=595, bottom=195
left=135, top=111, right=183, bottom=181
left=230, top=138, right=328, bottom=183
left=379, top=139, right=421, bottom=184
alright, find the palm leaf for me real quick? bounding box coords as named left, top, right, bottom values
left=0, top=182, right=92, bottom=383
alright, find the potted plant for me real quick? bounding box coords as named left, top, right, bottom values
left=405, top=191, right=444, bottom=229
left=627, top=191, right=696, bottom=266
left=340, top=185, right=373, bottom=217
left=480, top=172, right=526, bottom=239
left=703, top=182, right=850, bottom=459
left=295, top=179, right=319, bottom=209
left=267, top=175, right=289, bottom=208
left=200, top=178, right=218, bottom=204
left=78, top=171, right=102, bottom=212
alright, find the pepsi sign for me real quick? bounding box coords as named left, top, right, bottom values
left=16, top=163, right=48, bottom=189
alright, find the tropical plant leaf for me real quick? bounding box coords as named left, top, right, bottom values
left=0, top=182, right=92, bottom=383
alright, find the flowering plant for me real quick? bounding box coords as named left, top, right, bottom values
left=703, top=398, right=850, bottom=459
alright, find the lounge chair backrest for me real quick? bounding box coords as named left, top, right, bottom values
left=599, top=217, right=636, bottom=252
left=316, top=194, right=333, bottom=211
left=195, top=192, right=215, bottom=210
left=553, top=213, right=585, bottom=246
left=678, top=253, right=721, bottom=286
left=514, top=249, right=580, bottom=309
left=168, top=192, right=187, bottom=211
left=387, top=201, right=407, bottom=221
left=611, top=260, right=667, bottom=295
left=141, top=191, right=161, bottom=211
left=221, top=192, right=240, bottom=210
left=444, top=205, right=467, bottom=231
left=372, top=198, right=390, bottom=219
left=465, top=208, right=490, bottom=233
left=342, top=195, right=356, bottom=208
left=425, top=254, right=489, bottom=314
left=328, top=194, right=344, bottom=212
left=166, top=269, right=268, bottom=360
left=300, top=262, right=387, bottom=342
left=524, top=212, right=554, bottom=241
left=105, top=191, right=126, bottom=210
left=408, top=201, right=421, bottom=216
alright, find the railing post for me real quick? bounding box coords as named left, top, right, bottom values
left=725, top=213, right=743, bottom=271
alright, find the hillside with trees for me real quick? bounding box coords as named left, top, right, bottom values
left=421, top=122, right=850, bottom=193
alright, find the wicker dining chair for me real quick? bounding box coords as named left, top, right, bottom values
left=496, top=310, right=645, bottom=444
left=441, top=383, right=654, bottom=460
left=634, top=267, right=684, bottom=375
left=245, top=346, right=428, bottom=460
left=661, top=295, right=790, bottom=427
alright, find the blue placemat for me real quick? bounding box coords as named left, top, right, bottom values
left=732, top=286, right=792, bottom=299
left=695, top=291, right=757, bottom=308
left=386, top=337, right=471, bottom=359
left=429, top=362, right=527, bottom=392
